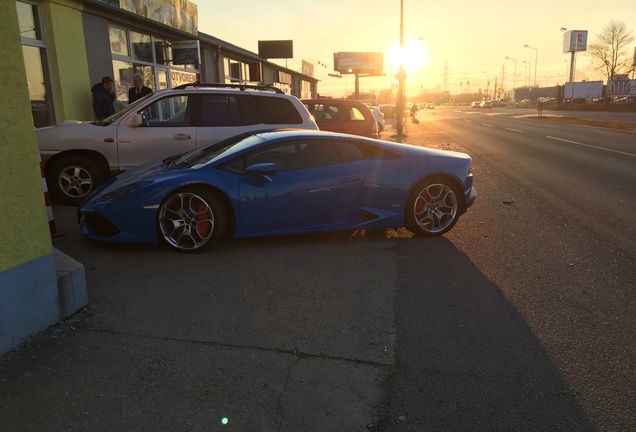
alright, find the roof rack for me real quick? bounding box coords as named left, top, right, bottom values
left=173, top=82, right=284, bottom=94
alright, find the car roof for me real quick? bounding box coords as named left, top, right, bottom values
left=302, top=99, right=368, bottom=106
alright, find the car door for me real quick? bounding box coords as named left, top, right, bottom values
left=238, top=139, right=365, bottom=233
left=196, top=93, right=265, bottom=146
left=116, top=93, right=197, bottom=171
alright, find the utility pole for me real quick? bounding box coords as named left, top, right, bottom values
left=396, top=0, right=405, bottom=136
left=442, top=61, right=450, bottom=94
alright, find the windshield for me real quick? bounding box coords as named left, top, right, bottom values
left=172, top=133, right=268, bottom=168
left=98, top=93, right=152, bottom=126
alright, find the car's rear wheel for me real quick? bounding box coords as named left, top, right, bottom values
left=157, top=188, right=226, bottom=252
left=48, top=155, right=106, bottom=206
left=406, top=178, right=461, bottom=236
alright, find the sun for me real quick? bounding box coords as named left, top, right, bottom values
left=389, top=40, right=428, bottom=74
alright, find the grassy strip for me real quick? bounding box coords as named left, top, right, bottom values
left=532, top=116, right=636, bottom=132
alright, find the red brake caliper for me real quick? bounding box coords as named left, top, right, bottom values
left=196, top=203, right=211, bottom=237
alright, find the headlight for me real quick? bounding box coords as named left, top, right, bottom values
left=103, top=188, right=137, bottom=201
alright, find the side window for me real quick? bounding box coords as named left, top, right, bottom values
left=253, top=96, right=303, bottom=125
left=332, top=140, right=367, bottom=162
left=286, top=140, right=338, bottom=170
left=244, top=140, right=339, bottom=172
left=200, top=94, right=257, bottom=126
left=246, top=143, right=297, bottom=170
left=139, top=95, right=190, bottom=126
left=313, top=104, right=339, bottom=122
left=348, top=107, right=366, bottom=121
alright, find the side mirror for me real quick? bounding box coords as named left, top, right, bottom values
left=245, top=162, right=278, bottom=182
left=126, top=113, right=143, bottom=127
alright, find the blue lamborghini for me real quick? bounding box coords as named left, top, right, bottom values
left=78, top=130, right=476, bottom=252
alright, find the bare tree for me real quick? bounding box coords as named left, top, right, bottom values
left=588, top=20, right=635, bottom=81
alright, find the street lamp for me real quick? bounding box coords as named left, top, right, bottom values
left=524, top=44, right=538, bottom=87
left=523, top=60, right=532, bottom=87
left=505, top=56, right=517, bottom=103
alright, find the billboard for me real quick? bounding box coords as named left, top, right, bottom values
left=607, top=75, right=635, bottom=96
left=302, top=60, right=315, bottom=77
left=334, top=52, right=383, bottom=74
left=564, top=81, right=603, bottom=99
left=258, top=40, right=293, bottom=59
left=562, top=30, right=588, bottom=53
left=172, top=40, right=200, bottom=65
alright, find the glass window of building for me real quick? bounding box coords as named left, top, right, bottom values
left=109, top=26, right=198, bottom=98
left=130, top=31, right=153, bottom=63
left=17, top=0, right=55, bottom=128
left=109, top=26, right=129, bottom=57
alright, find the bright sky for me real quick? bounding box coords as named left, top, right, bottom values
left=196, top=0, right=636, bottom=98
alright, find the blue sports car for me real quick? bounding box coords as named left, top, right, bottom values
left=79, top=130, right=476, bottom=252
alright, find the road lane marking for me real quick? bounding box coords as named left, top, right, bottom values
left=546, top=136, right=636, bottom=158
left=506, top=128, right=524, bottom=132
left=482, top=123, right=493, bottom=127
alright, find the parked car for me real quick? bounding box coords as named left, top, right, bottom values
left=471, top=101, right=481, bottom=108
left=425, top=103, right=435, bottom=109
left=518, top=99, right=533, bottom=107
left=368, top=105, right=386, bottom=133
left=302, top=99, right=378, bottom=139
left=491, top=100, right=507, bottom=107
left=37, top=83, right=318, bottom=205
left=379, top=104, right=397, bottom=119
left=79, top=130, right=477, bottom=252
left=480, top=100, right=493, bottom=109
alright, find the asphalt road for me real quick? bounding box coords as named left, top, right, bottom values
left=1, top=109, right=634, bottom=431
left=379, top=107, right=636, bottom=431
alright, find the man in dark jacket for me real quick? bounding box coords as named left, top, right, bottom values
left=128, top=73, right=153, bottom=103
left=92, top=76, right=116, bottom=120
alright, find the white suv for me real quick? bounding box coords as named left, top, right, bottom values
left=37, top=83, right=318, bottom=205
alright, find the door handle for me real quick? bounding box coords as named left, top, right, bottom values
left=173, top=133, right=191, bottom=141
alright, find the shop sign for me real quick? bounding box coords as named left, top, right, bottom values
left=171, top=70, right=198, bottom=87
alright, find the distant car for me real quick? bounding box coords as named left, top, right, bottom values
left=518, top=99, right=533, bottom=107
left=491, top=100, right=507, bottom=107
left=379, top=104, right=397, bottom=119
left=302, top=99, right=378, bottom=139
left=37, top=83, right=318, bottom=205
left=368, top=105, right=386, bottom=133
left=78, top=130, right=476, bottom=252
left=480, top=100, right=493, bottom=109
left=425, top=103, right=435, bottom=109
left=471, top=101, right=481, bottom=109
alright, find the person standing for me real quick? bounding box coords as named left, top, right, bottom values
left=128, top=73, right=152, bottom=103
left=91, top=76, right=116, bottom=120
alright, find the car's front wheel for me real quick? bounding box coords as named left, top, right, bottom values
left=157, top=188, right=226, bottom=252
left=406, top=178, right=461, bottom=236
left=48, top=155, right=106, bottom=206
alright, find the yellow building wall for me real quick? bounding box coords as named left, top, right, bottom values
left=43, top=0, right=92, bottom=122
left=0, top=2, right=52, bottom=271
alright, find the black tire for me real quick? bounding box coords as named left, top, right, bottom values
left=157, top=188, right=226, bottom=252
left=48, top=155, right=106, bottom=206
left=406, top=178, right=462, bottom=237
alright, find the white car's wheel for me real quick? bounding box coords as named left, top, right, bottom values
left=48, top=155, right=106, bottom=206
